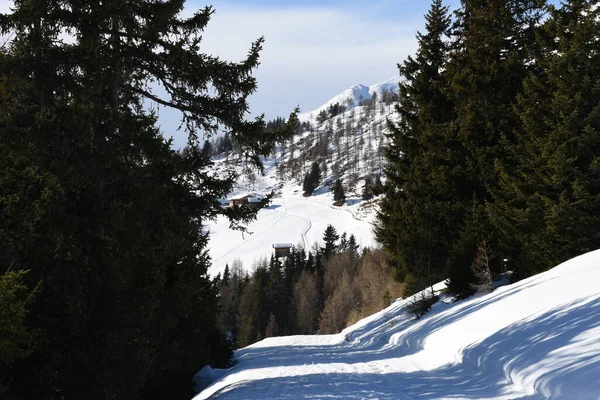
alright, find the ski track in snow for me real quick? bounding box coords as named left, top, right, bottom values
left=272, top=196, right=311, bottom=249
left=207, top=190, right=376, bottom=276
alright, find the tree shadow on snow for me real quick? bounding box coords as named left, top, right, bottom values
left=204, top=296, right=600, bottom=399
left=232, top=275, right=561, bottom=371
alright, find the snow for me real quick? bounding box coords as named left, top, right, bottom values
left=206, top=179, right=377, bottom=276
left=298, top=76, right=400, bottom=123
left=273, top=243, right=293, bottom=249
left=368, top=76, right=402, bottom=99
left=206, top=76, right=399, bottom=276
left=195, top=249, right=600, bottom=399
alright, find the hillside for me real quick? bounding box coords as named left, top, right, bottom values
left=206, top=78, right=400, bottom=276
left=195, top=249, right=600, bottom=399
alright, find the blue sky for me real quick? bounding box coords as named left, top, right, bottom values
left=0, top=0, right=470, bottom=148
left=1, top=0, right=559, bottom=148
left=153, top=0, right=464, bottom=147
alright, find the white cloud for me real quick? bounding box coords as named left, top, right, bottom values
left=197, top=5, right=419, bottom=118
left=0, top=1, right=424, bottom=147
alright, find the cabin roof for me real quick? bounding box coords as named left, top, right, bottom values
left=228, top=193, right=262, bottom=201
left=273, top=243, right=293, bottom=249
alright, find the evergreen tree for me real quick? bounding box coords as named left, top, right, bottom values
left=346, top=235, right=360, bottom=261
left=202, top=139, right=212, bottom=157
left=303, top=162, right=321, bottom=196
left=333, top=179, right=346, bottom=204
left=376, top=0, right=458, bottom=294
left=362, top=177, right=374, bottom=200
left=0, top=2, right=297, bottom=398
left=443, top=0, right=546, bottom=295
left=492, top=0, right=600, bottom=276
left=321, top=225, right=340, bottom=260
left=372, top=175, right=384, bottom=196
left=0, top=270, right=38, bottom=366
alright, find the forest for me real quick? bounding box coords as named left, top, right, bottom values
left=215, top=225, right=403, bottom=348
left=377, top=0, right=600, bottom=299
left=0, top=0, right=598, bottom=399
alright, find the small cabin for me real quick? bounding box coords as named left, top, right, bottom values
left=228, top=193, right=263, bottom=209
left=246, top=196, right=264, bottom=210
left=273, top=243, right=293, bottom=258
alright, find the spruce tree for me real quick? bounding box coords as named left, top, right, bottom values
left=376, top=0, right=458, bottom=294
left=303, top=161, right=321, bottom=196
left=322, top=225, right=340, bottom=260
left=333, top=179, right=346, bottom=204
left=492, top=0, right=600, bottom=276
left=0, top=2, right=297, bottom=398
left=443, top=0, right=545, bottom=295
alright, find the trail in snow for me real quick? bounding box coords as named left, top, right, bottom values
left=206, top=190, right=376, bottom=276
left=196, top=250, right=600, bottom=400
left=271, top=201, right=311, bottom=250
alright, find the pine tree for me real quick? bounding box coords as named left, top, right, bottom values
left=362, top=177, right=374, bottom=200
left=492, top=0, right=600, bottom=276
left=376, top=0, right=458, bottom=294
left=333, top=179, right=346, bottom=204
left=0, top=2, right=297, bottom=398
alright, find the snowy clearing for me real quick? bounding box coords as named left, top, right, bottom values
left=196, top=249, right=600, bottom=399
left=206, top=186, right=378, bottom=277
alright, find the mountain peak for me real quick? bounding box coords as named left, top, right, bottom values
left=298, top=76, right=400, bottom=122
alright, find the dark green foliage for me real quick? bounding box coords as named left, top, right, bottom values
left=406, top=292, right=439, bottom=319
left=303, top=162, right=321, bottom=196
left=317, top=109, right=329, bottom=124
left=377, top=0, right=459, bottom=295
left=372, top=175, right=384, bottom=196
left=328, top=102, right=345, bottom=118
left=0, top=2, right=296, bottom=399
left=377, top=0, right=554, bottom=298
left=491, top=0, right=600, bottom=275
left=0, top=270, right=38, bottom=365
left=322, top=225, right=340, bottom=260
left=201, top=139, right=212, bottom=157
left=333, top=179, right=346, bottom=204
left=444, top=0, right=546, bottom=287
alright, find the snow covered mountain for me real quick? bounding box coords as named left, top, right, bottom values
left=195, top=249, right=600, bottom=399
left=298, top=76, right=401, bottom=123
left=206, top=77, right=400, bottom=277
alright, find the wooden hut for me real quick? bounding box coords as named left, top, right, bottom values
left=273, top=243, right=293, bottom=258
left=228, top=193, right=263, bottom=208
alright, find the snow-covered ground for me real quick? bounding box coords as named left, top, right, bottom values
left=206, top=78, right=398, bottom=276
left=196, top=249, right=600, bottom=399
left=206, top=169, right=378, bottom=277
left=297, top=76, right=400, bottom=123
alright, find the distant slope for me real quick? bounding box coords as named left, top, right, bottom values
left=298, top=76, right=400, bottom=123
left=206, top=181, right=377, bottom=277
left=207, top=77, right=400, bottom=275
left=195, top=249, right=600, bottom=399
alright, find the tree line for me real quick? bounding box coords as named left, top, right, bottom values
left=215, top=225, right=403, bottom=348
left=377, top=0, right=600, bottom=298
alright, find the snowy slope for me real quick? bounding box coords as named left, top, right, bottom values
left=206, top=156, right=378, bottom=277
left=368, top=76, right=402, bottom=99
left=206, top=73, right=400, bottom=276
left=298, top=76, right=400, bottom=123
left=196, top=249, right=600, bottom=399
